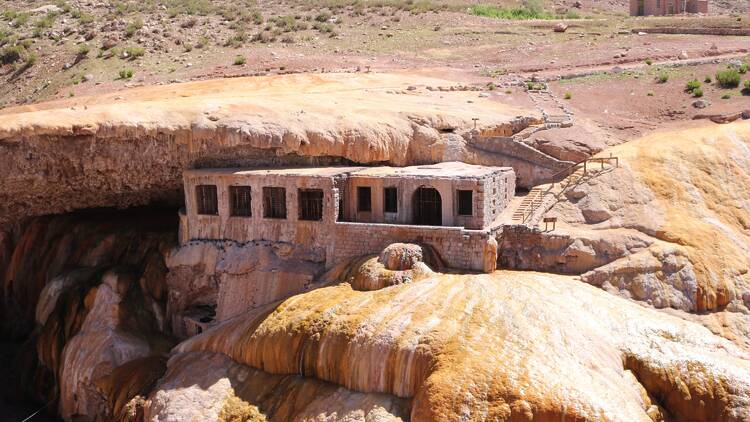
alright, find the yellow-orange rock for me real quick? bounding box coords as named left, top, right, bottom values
left=173, top=270, right=750, bottom=421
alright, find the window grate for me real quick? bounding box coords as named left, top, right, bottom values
left=196, top=185, right=218, bottom=215
left=298, top=189, right=324, bottom=221
left=263, top=187, right=287, bottom=219
left=229, top=186, right=252, bottom=217
left=357, top=186, right=371, bottom=212
left=458, top=190, right=473, bottom=216
left=384, top=187, right=398, bottom=213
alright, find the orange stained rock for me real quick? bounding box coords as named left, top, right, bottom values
left=176, top=270, right=750, bottom=421
left=603, top=120, right=750, bottom=311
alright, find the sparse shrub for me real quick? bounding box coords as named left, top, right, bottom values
left=24, top=52, right=37, bottom=67
left=721, top=93, right=731, bottom=99
left=743, top=80, right=750, bottom=95
left=313, top=22, right=333, bottom=33
left=196, top=36, right=209, bottom=48
left=656, top=71, right=669, bottom=83
left=35, top=12, right=58, bottom=30
left=118, top=68, right=133, bottom=79
left=645, top=58, right=652, bottom=65
left=77, top=43, right=90, bottom=57
left=0, top=44, right=24, bottom=64
left=124, top=19, right=143, bottom=38
left=716, top=69, right=741, bottom=88
left=12, top=12, right=30, bottom=27
left=315, top=11, right=331, bottom=22
left=125, top=46, right=145, bottom=58
left=692, top=88, right=703, bottom=98
left=685, top=79, right=701, bottom=93
left=251, top=30, right=274, bottom=43
left=233, top=55, right=246, bottom=65
left=468, top=2, right=554, bottom=20
left=271, top=15, right=296, bottom=32
left=226, top=28, right=247, bottom=47
left=646, top=91, right=654, bottom=96
left=739, top=64, right=750, bottom=74
left=487, top=82, right=496, bottom=91
left=281, top=35, right=295, bottom=43
left=564, top=92, right=572, bottom=100
left=704, top=75, right=712, bottom=83
left=564, top=10, right=581, bottom=19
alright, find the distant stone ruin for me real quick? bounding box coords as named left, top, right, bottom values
left=179, top=162, right=514, bottom=272
left=630, top=0, right=708, bottom=16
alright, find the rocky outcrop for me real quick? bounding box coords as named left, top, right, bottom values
left=0, top=210, right=175, bottom=417
left=531, top=121, right=750, bottom=316
left=165, top=240, right=325, bottom=338
left=0, top=72, right=542, bottom=225
left=174, top=270, right=750, bottom=421
left=145, top=351, right=409, bottom=421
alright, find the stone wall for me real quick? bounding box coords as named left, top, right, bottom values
left=328, top=222, right=496, bottom=272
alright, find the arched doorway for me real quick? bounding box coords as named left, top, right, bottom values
left=413, top=187, right=442, bottom=226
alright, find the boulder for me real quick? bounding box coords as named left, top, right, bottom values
left=554, top=23, right=568, bottom=33
left=379, top=243, right=424, bottom=271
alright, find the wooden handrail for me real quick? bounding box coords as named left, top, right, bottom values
left=521, top=154, right=619, bottom=224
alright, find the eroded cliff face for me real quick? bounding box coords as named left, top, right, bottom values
left=166, top=269, right=750, bottom=421
left=0, top=72, right=544, bottom=226
left=0, top=209, right=176, bottom=420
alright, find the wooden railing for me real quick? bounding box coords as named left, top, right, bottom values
left=520, top=154, right=619, bottom=224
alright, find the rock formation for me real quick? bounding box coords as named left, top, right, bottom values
left=170, top=269, right=750, bottom=421
left=0, top=72, right=545, bottom=226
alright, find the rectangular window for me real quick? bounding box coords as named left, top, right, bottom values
left=263, top=187, right=286, bottom=219
left=195, top=185, right=218, bottom=215
left=229, top=186, right=252, bottom=217
left=357, top=186, right=371, bottom=212
left=458, top=190, right=473, bottom=216
left=383, top=187, right=398, bottom=213
left=298, top=189, right=323, bottom=221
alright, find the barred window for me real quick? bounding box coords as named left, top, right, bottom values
left=263, top=187, right=286, bottom=219
left=229, top=186, right=251, bottom=217
left=383, top=187, right=398, bottom=213
left=458, top=190, right=473, bottom=216
left=195, top=185, right=218, bottom=215
left=357, top=186, right=371, bottom=212
left=298, top=189, right=323, bottom=221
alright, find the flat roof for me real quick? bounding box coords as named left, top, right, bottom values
left=185, top=162, right=512, bottom=179
left=351, top=162, right=511, bottom=179
left=185, top=166, right=366, bottom=178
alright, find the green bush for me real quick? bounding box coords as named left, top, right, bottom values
left=118, top=68, right=133, bottom=79
left=646, top=91, right=654, bottom=97
left=124, top=19, right=143, bottom=38
left=716, top=69, right=741, bottom=88
left=721, top=93, right=731, bottom=99
left=125, top=46, right=145, bottom=58
left=0, top=44, right=24, bottom=64
left=233, top=55, right=246, bottom=65
left=739, top=64, right=750, bottom=74
left=685, top=79, right=701, bottom=93
left=468, top=3, right=554, bottom=20
left=692, top=88, right=703, bottom=98
left=77, top=43, right=90, bottom=57
left=656, top=71, right=669, bottom=83
left=743, top=80, right=750, bottom=95
left=564, top=92, right=572, bottom=100
left=704, top=75, right=712, bottom=83
left=315, top=11, right=331, bottom=22
left=645, top=58, right=652, bottom=65
left=35, top=12, right=58, bottom=29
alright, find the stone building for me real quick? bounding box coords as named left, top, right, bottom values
left=179, top=162, right=515, bottom=272
left=630, top=0, right=708, bottom=15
